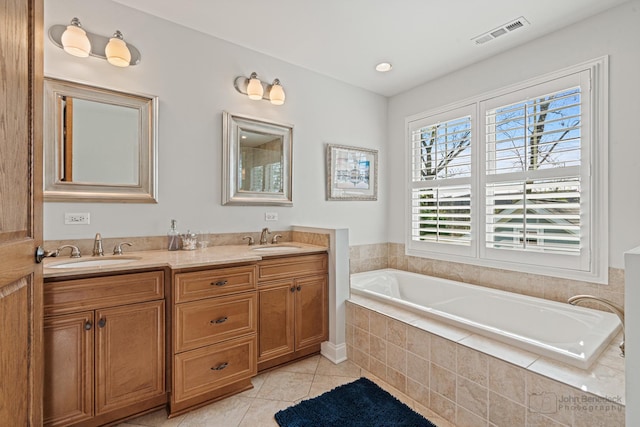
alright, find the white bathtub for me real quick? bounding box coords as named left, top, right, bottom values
left=350, top=269, right=621, bottom=369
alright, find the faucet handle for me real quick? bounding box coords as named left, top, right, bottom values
left=272, top=234, right=283, bottom=244
left=242, top=236, right=255, bottom=246
left=113, top=242, right=133, bottom=255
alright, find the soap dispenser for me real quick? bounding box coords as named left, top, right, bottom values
left=167, top=219, right=180, bottom=251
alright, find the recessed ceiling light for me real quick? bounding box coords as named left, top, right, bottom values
left=375, top=62, right=392, bottom=72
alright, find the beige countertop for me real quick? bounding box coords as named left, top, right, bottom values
left=43, top=242, right=328, bottom=278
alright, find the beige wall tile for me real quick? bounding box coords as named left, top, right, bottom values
left=407, top=325, right=431, bottom=358
left=457, top=345, right=488, bottom=386
left=406, top=352, right=429, bottom=387
left=457, top=376, right=488, bottom=418
left=353, top=327, right=369, bottom=353
left=407, top=378, right=430, bottom=408
left=386, top=367, right=407, bottom=393
left=525, top=411, right=567, bottom=427
left=456, top=406, right=489, bottom=427
left=526, top=372, right=579, bottom=426
left=350, top=347, right=370, bottom=371
left=430, top=391, right=457, bottom=425
left=431, top=363, right=456, bottom=401
left=369, top=356, right=387, bottom=382
left=431, top=335, right=457, bottom=371
left=352, top=305, right=370, bottom=331
left=370, top=335, right=387, bottom=363
left=387, top=318, right=407, bottom=348
left=387, top=343, right=407, bottom=374
left=488, top=357, right=526, bottom=404
left=369, top=311, right=387, bottom=339
left=489, top=391, right=526, bottom=427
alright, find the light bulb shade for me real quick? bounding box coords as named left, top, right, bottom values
left=269, top=83, right=285, bottom=105
left=247, top=77, right=264, bottom=100
left=61, top=25, right=91, bottom=57
left=105, top=37, right=131, bottom=67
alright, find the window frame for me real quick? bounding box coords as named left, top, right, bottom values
left=404, top=57, right=608, bottom=283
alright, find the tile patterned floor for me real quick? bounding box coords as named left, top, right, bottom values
left=117, top=355, right=455, bottom=427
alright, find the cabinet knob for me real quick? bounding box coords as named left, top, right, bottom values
left=296, top=286, right=301, bottom=292
left=211, top=280, right=228, bottom=287
left=84, top=321, right=93, bottom=331
left=290, top=287, right=295, bottom=293
left=98, top=318, right=107, bottom=328
left=211, top=362, right=228, bottom=371
left=211, top=316, right=228, bottom=324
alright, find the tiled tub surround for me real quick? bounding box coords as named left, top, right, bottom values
left=346, top=297, right=625, bottom=427
left=350, top=243, right=625, bottom=310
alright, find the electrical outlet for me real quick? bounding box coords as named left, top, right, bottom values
left=265, top=212, right=278, bottom=221
left=64, top=212, right=90, bottom=225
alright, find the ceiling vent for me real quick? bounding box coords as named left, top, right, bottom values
left=472, top=17, right=529, bottom=45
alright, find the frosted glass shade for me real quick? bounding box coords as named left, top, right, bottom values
left=247, top=77, right=264, bottom=100
left=269, top=83, right=285, bottom=105
left=105, top=37, right=131, bottom=67
left=61, top=25, right=91, bottom=57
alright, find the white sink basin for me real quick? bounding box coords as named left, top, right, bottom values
left=251, top=245, right=301, bottom=252
left=47, top=257, right=141, bottom=269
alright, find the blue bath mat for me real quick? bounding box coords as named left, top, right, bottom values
left=274, top=377, right=437, bottom=427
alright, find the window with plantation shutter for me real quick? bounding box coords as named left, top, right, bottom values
left=409, top=105, right=475, bottom=257
left=406, top=59, right=607, bottom=282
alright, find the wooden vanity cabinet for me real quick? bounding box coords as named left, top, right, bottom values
left=43, top=271, right=166, bottom=427
left=257, top=253, right=328, bottom=371
left=170, top=264, right=258, bottom=416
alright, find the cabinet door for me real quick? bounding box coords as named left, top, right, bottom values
left=43, top=312, right=94, bottom=427
left=258, top=280, right=295, bottom=362
left=95, top=300, right=165, bottom=415
left=295, top=275, right=328, bottom=350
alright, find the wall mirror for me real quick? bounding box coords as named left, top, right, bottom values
left=222, top=111, right=293, bottom=206
left=44, top=77, right=158, bottom=203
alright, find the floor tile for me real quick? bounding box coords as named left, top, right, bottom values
left=120, top=354, right=450, bottom=427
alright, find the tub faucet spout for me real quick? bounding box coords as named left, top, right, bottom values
left=568, top=295, right=625, bottom=357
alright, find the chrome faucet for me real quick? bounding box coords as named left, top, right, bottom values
left=259, top=228, right=270, bottom=245
left=56, top=245, right=82, bottom=258
left=93, top=233, right=104, bottom=256
left=568, top=295, right=625, bottom=357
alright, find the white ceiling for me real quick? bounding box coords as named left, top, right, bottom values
left=111, top=0, right=628, bottom=97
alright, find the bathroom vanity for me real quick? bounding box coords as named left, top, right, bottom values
left=42, top=244, right=328, bottom=425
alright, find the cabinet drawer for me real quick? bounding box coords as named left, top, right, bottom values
left=175, top=293, right=257, bottom=353
left=44, top=271, right=164, bottom=316
left=173, top=335, right=256, bottom=403
left=174, top=265, right=256, bottom=303
left=258, top=254, right=327, bottom=282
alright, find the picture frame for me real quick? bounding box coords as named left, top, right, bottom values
left=326, top=144, right=378, bottom=201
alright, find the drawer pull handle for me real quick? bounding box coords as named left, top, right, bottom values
left=211, top=362, right=228, bottom=371
left=211, top=316, right=228, bottom=324
left=212, top=280, right=228, bottom=287
left=84, top=321, right=93, bottom=331
left=98, top=318, right=107, bottom=328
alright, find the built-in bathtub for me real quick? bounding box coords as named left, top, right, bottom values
left=350, top=268, right=621, bottom=369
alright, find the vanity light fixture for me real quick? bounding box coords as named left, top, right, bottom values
left=60, top=17, right=91, bottom=57
left=105, top=31, right=132, bottom=67
left=49, top=17, right=141, bottom=67
left=234, top=72, right=286, bottom=105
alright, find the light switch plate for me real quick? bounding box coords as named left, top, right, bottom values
left=265, top=212, right=278, bottom=221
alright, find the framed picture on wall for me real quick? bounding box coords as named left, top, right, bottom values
left=326, top=144, right=378, bottom=201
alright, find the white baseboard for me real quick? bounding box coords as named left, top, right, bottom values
left=320, top=341, right=347, bottom=364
